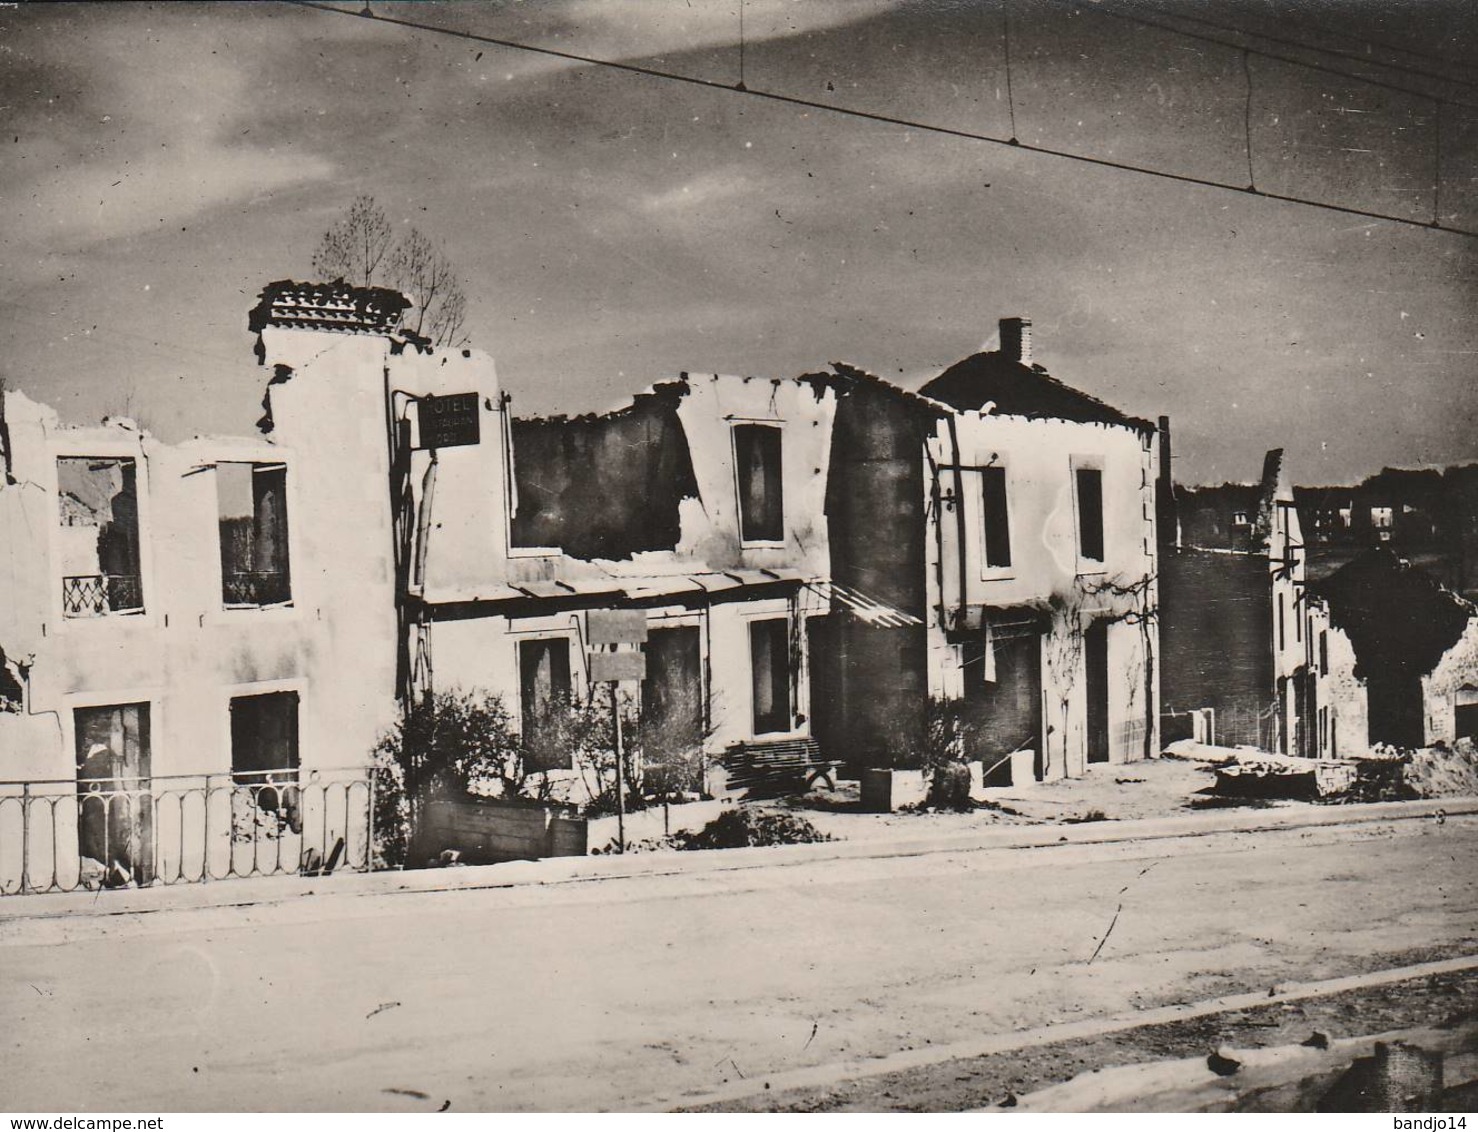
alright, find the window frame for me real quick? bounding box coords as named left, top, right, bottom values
left=228, top=689, right=302, bottom=785
left=976, top=464, right=1014, bottom=577
left=1071, top=458, right=1106, bottom=571
left=731, top=421, right=786, bottom=548
left=518, top=636, right=576, bottom=772
left=217, top=461, right=294, bottom=611
left=748, top=616, right=794, bottom=737
left=55, top=454, right=147, bottom=620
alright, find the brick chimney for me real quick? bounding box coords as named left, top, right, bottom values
left=999, top=317, right=1032, bottom=367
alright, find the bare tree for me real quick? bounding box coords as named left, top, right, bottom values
left=310, top=196, right=470, bottom=347
left=311, top=194, right=394, bottom=287
left=388, top=228, right=469, bottom=347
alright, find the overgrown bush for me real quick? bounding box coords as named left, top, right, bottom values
left=926, top=762, right=973, bottom=811
left=677, top=808, right=832, bottom=851
left=371, top=743, right=409, bottom=869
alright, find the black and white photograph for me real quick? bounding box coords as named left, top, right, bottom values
left=1, top=0, right=1476, bottom=1118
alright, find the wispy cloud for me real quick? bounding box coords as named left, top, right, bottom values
left=2, top=7, right=336, bottom=257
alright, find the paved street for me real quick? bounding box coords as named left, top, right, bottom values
left=3, top=814, right=1475, bottom=1112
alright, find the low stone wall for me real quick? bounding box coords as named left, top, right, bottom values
left=417, top=796, right=729, bottom=864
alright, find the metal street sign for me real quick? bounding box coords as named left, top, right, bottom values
left=587, top=609, right=648, bottom=646
left=415, top=392, right=481, bottom=450
left=589, top=650, right=646, bottom=683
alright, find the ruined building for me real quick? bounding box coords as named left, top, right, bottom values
left=1159, top=446, right=1368, bottom=756
left=1314, top=548, right=1478, bottom=749
left=0, top=287, right=1166, bottom=891
left=814, top=318, right=1162, bottom=782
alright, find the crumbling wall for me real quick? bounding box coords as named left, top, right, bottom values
left=1313, top=608, right=1370, bottom=757
left=1422, top=615, right=1478, bottom=745
left=1159, top=547, right=1272, bottom=747
left=510, top=384, right=699, bottom=560
left=1317, top=549, right=1472, bottom=748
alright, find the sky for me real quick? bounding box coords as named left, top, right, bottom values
left=2, top=0, right=1475, bottom=486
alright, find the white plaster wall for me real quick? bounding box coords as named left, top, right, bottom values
left=1, top=325, right=404, bottom=792
left=1422, top=616, right=1478, bottom=745
left=924, top=411, right=1159, bottom=777
left=671, top=374, right=835, bottom=578
left=1316, top=615, right=1370, bottom=757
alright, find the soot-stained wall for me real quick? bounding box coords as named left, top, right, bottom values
left=1160, top=546, right=1273, bottom=747
left=813, top=375, right=934, bottom=765
left=510, top=385, right=699, bottom=560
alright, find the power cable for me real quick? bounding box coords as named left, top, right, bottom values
left=1107, top=0, right=1478, bottom=93
left=1276, top=11, right=1478, bottom=76
left=288, top=0, right=1478, bottom=239
left=1050, top=0, right=1478, bottom=113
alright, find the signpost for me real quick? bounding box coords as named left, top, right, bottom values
left=587, top=610, right=648, bottom=852
left=414, top=392, right=481, bottom=450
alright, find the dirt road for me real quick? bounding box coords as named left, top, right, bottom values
left=3, top=813, right=1474, bottom=1111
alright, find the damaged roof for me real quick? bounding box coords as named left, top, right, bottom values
left=918, top=351, right=1152, bottom=432
left=248, top=280, right=413, bottom=336
left=1314, top=547, right=1474, bottom=678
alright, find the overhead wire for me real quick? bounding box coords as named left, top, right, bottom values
left=1045, top=0, right=1478, bottom=113
left=1275, top=11, right=1478, bottom=76
left=1102, top=0, right=1478, bottom=93
left=288, top=0, right=1477, bottom=239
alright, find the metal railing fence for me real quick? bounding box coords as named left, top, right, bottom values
left=0, top=766, right=373, bottom=895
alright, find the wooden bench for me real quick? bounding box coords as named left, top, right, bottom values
left=722, top=738, right=841, bottom=798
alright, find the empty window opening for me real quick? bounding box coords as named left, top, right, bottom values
left=980, top=466, right=1012, bottom=569
left=219, top=463, right=292, bottom=607
left=1319, top=630, right=1329, bottom=673
left=520, top=638, right=574, bottom=771
left=640, top=626, right=705, bottom=794
left=58, top=457, right=143, bottom=617
left=74, top=702, right=153, bottom=885
left=1456, top=688, right=1478, bottom=744
left=1075, top=467, right=1104, bottom=562
left=749, top=618, right=792, bottom=735
left=231, top=691, right=300, bottom=782
left=735, top=424, right=784, bottom=543
left=230, top=691, right=301, bottom=819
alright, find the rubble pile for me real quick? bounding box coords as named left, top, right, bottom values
left=1404, top=738, right=1478, bottom=798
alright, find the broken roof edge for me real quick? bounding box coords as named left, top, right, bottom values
left=509, top=376, right=692, bottom=426
left=808, top=362, right=957, bottom=418
left=248, top=278, right=414, bottom=336
left=0, top=387, right=293, bottom=464
left=1312, top=547, right=1477, bottom=663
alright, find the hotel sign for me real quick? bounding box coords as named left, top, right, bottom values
left=415, top=392, right=481, bottom=450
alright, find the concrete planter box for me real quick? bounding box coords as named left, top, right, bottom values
left=417, top=795, right=728, bottom=864
left=569, top=799, right=729, bottom=854
left=860, top=768, right=927, bottom=813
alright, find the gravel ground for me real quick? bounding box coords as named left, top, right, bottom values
left=771, top=755, right=1305, bottom=843
left=693, top=965, right=1478, bottom=1113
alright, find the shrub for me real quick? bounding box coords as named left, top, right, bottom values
left=677, top=808, right=832, bottom=851
left=926, top=761, right=973, bottom=812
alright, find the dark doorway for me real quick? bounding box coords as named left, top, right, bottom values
left=1295, top=669, right=1318, bottom=759
left=519, top=637, right=573, bottom=771
left=749, top=618, right=792, bottom=735
left=1455, top=691, right=1478, bottom=744
left=74, top=702, right=153, bottom=885
left=641, top=626, right=704, bottom=793
left=965, top=627, right=1043, bottom=785
left=1085, top=620, right=1110, bottom=764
